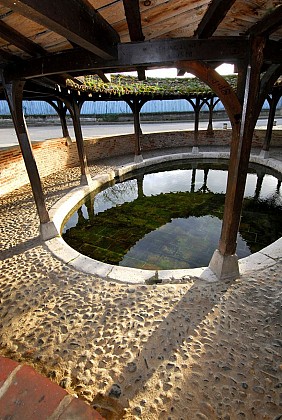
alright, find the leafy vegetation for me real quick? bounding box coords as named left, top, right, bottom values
left=67, top=74, right=238, bottom=98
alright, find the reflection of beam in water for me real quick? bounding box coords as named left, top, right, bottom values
left=277, top=179, right=281, bottom=194
left=77, top=206, right=85, bottom=225
left=136, top=174, right=144, bottom=198
left=191, top=168, right=196, bottom=193
left=85, top=190, right=95, bottom=221
left=254, top=173, right=264, bottom=200
left=197, top=168, right=212, bottom=193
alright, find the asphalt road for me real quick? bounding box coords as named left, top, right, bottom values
left=0, top=118, right=281, bottom=148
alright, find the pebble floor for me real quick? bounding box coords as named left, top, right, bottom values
left=0, top=147, right=281, bottom=419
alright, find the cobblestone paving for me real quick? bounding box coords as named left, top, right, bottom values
left=0, top=148, right=281, bottom=419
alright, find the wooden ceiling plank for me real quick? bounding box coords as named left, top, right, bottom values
left=0, top=20, right=46, bottom=56
left=194, top=0, right=237, bottom=38
left=122, top=0, right=144, bottom=41
left=246, top=4, right=282, bottom=36
left=0, top=0, right=120, bottom=59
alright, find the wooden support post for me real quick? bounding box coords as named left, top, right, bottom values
left=2, top=77, right=59, bottom=239
left=67, top=98, right=92, bottom=185
left=206, top=97, right=220, bottom=136
left=126, top=98, right=147, bottom=163
left=192, top=97, right=201, bottom=153
left=57, top=100, right=71, bottom=142
left=209, top=36, right=266, bottom=280
left=133, top=98, right=143, bottom=162
left=260, top=91, right=280, bottom=158
left=47, top=99, right=71, bottom=144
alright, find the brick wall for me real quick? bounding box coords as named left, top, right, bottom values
left=1, top=129, right=281, bottom=196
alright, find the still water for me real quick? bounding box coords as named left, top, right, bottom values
left=63, top=160, right=282, bottom=270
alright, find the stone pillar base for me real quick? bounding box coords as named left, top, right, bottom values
left=65, top=136, right=72, bottom=145
left=134, top=154, right=143, bottom=163
left=40, top=221, right=60, bottom=241
left=80, top=173, right=93, bottom=186
left=259, top=149, right=269, bottom=159
left=192, top=146, right=199, bottom=154
left=209, top=249, right=240, bottom=281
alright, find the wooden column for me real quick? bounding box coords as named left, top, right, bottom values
left=2, top=77, right=59, bottom=239
left=133, top=97, right=142, bottom=161
left=193, top=97, right=201, bottom=153
left=209, top=36, right=266, bottom=279
left=3, top=79, right=50, bottom=222
left=65, top=97, right=91, bottom=185
left=260, top=91, right=280, bottom=158
left=186, top=97, right=201, bottom=153
left=126, top=98, right=147, bottom=163
left=57, top=100, right=71, bottom=141
left=47, top=99, right=71, bottom=143
left=206, top=97, right=220, bottom=136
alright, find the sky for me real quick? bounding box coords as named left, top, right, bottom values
left=115, top=63, right=234, bottom=79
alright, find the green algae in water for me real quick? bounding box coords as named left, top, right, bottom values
left=63, top=160, right=282, bottom=269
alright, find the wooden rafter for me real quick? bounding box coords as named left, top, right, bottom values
left=122, top=0, right=144, bottom=42
left=0, top=0, right=120, bottom=59
left=246, top=5, right=282, bottom=37
left=0, top=20, right=46, bottom=56
left=95, top=70, right=111, bottom=83
left=122, top=0, right=145, bottom=81
left=194, top=0, right=236, bottom=38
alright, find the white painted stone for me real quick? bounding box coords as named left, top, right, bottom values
left=239, top=251, right=276, bottom=274
left=107, top=266, right=154, bottom=284
left=260, top=238, right=282, bottom=260
left=45, top=236, right=80, bottom=263
left=70, top=254, right=113, bottom=277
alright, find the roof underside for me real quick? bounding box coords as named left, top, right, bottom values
left=0, top=0, right=281, bottom=98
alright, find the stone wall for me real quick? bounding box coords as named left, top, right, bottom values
left=1, top=129, right=281, bottom=196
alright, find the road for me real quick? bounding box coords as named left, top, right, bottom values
left=0, top=118, right=281, bottom=148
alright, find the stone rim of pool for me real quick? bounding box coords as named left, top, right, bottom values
left=44, top=152, right=282, bottom=284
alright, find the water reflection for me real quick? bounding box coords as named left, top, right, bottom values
left=63, top=160, right=282, bottom=269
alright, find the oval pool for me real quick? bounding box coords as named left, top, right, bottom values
left=62, top=159, right=282, bottom=270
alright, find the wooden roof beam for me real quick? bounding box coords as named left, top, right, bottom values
left=0, top=20, right=46, bottom=56
left=194, top=0, right=236, bottom=38
left=0, top=0, right=120, bottom=59
left=122, top=0, right=145, bottom=81
left=246, top=5, right=282, bottom=37
left=6, top=37, right=271, bottom=81
left=123, top=0, right=144, bottom=42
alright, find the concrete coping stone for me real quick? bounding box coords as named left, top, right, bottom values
left=44, top=152, right=282, bottom=284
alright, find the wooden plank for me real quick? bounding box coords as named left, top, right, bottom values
left=114, top=0, right=209, bottom=37
left=0, top=0, right=120, bottom=59
left=246, top=4, right=282, bottom=36
left=194, top=0, right=237, bottom=38
left=3, top=12, right=47, bottom=37
left=0, top=20, right=46, bottom=55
